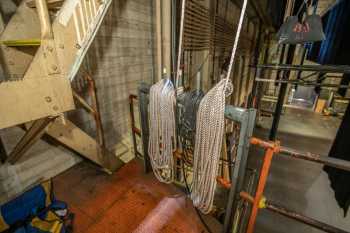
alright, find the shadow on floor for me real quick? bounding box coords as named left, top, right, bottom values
left=249, top=110, right=350, bottom=233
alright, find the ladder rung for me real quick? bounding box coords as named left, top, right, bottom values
left=1, top=39, right=41, bottom=47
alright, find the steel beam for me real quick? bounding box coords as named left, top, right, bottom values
left=222, top=106, right=256, bottom=233
left=255, top=64, right=350, bottom=74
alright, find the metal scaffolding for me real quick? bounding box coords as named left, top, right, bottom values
left=250, top=63, right=350, bottom=140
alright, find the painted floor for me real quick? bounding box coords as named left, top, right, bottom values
left=53, top=159, right=210, bottom=233
left=52, top=107, right=349, bottom=233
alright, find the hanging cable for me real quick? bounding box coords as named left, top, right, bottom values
left=182, top=161, right=214, bottom=233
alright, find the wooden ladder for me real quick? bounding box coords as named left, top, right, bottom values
left=0, top=0, right=124, bottom=173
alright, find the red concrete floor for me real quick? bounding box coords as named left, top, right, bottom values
left=53, top=159, right=210, bottom=233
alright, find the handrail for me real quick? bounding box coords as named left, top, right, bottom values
left=35, top=0, right=54, bottom=40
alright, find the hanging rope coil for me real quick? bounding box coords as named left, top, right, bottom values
left=191, top=0, right=248, bottom=214
left=148, top=79, right=177, bottom=183
left=191, top=79, right=233, bottom=213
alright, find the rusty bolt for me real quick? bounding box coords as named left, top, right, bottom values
left=45, top=96, right=52, bottom=102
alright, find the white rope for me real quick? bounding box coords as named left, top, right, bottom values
left=225, top=0, right=248, bottom=86
left=191, top=79, right=233, bottom=213
left=191, top=0, right=248, bottom=214
left=175, top=0, right=186, bottom=84
left=148, top=79, right=177, bottom=183
left=148, top=0, right=186, bottom=183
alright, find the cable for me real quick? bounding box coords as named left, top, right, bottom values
left=181, top=161, right=214, bottom=233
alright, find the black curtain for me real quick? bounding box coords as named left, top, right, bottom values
left=267, top=0, right=288, bottom=30
left=324, top=103, right=350, bottom=216
left=308, top=0, right=350, bottom=65
left=306, top=0, right=350, bottom=217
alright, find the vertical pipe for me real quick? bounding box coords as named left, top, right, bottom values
left=295, top=46, right=307, bottom=90
left=250, top=67, right=262, bottom=108
left=269, top=80, right=287, bottom=140
left=150, top=0, right=156, bottom=83
left=129, top=95, right=138, bottom=158
left=248, top=19, right=262, bottom=108
left=251, top=32, right=271, bottom=110
left=156, top=0, right=163, bottom=80
left=86, top=74, right=105, bottom=147
left=171, top=0, right=177, bottom=82
left=223, top=113, right=248, bottom=233
left=210, top=0, right=221, bottom=85
left=138, top=84, right=152, bottom=173
left=275, top=45, right=286, bottom=84
left=246, top=147, right=275, bottom=233
left=269, top=44, right=296, bottom=140
left=268, top=0, right=303, bottom=140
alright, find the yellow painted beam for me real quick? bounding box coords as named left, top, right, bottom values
left=1, top=39, right=41, bottom=46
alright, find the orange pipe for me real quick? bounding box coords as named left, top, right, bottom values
left=240, top=191, right=254, bottom=204
left=217, top=176, right=232, bottom=189
left=246, top=147, right=275, bottom=233
left=250, top=137, right=280, bottom=153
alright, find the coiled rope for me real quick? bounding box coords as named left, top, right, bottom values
left=148, top=79, right=176, bottom=183
left=191, top=0, right=248, bottom=214
left=148, top=0, right=186, bottom=183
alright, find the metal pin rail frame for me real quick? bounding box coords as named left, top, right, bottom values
left=238, top=137, right=350, bottom=233
left=129, top=88, right=257, bottom=233
left=250, top=64, right=350, bottom=141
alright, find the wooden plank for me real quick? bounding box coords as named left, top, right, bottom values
left=8, top=117, right=55, bottom=164
left=315, top=99, right=326, bottom=113
left=1, top=39, right=41, bottom=46
left=73, top=91, right=95, bottom=114
left=0, top=1, right=40, bottom=79
left=46, top=118, right=124, bottom=172
left=0, top=77, right=74, bottom=129
left=26, top=0, right=65, bottom=9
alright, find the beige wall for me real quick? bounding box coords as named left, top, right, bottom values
left=0, top=0, right=156, bottom=203
left=70, top=0, right=155, bottom=150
